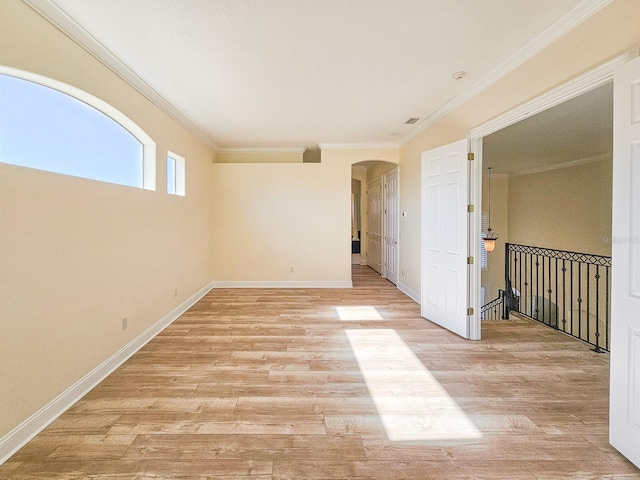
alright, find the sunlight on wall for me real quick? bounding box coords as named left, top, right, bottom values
left=345, top=328, right=482, bottom=441
left=336, top=306, right=384, bottom=321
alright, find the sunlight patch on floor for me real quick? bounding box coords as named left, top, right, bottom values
left=336, top=306, right=384, bottom=321
left=345, top=328, right=483, bottom=442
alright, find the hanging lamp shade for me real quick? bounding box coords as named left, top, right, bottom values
left=483, top=166, right=499, bottom=252
left=483, top=228, right=499, bottom=253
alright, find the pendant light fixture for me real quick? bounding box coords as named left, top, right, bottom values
left=482, top=166, right=499, bottom=253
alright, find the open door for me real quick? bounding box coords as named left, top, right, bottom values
left=367, top=178, right=383, bottom=274
left=421, top=139, right=471, bottom=339
left=383, top=167, right=399, bottom=285
left=610, top=55, right=640, bottom=469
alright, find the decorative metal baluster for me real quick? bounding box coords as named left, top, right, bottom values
left=586, top=264, right=591, bottom=347
left=547, top=256, right=553, bottom=328
left=594, top=265, right=601, bottom=353
left=562, top=259, right=567, bottom=333
left=554, top=258, right=560, bottom=328
left=538, top=257, right=551, bottom=325
left=578, top=263, right=583, bottom=342
left=570, top=261, right=574, bottom=337
left=518, top=250, right=522, bottom=314
left=503, top=244, right=511, bottom=319
left=535, top=254, right=540, bottom=320
left=606, top=266, right=610, bottom=351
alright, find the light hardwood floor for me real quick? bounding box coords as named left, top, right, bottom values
left=2, top=265, right=639, bottom=479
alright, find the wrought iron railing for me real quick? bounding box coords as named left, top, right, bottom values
left=481, top=290, right=505, bottom=320
left=503, top=243, right=611, bottom=352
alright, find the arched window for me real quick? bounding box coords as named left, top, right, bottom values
left=0, top=67, right=156, bottom=189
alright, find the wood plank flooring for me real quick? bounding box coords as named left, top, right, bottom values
left=2, top=265, right=639, bottom=479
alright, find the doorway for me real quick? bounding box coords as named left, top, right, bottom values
left=351, top=161, right=399, bottom=284
left=468, top=52, right=633, bottom=333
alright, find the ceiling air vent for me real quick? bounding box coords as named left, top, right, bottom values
left=405, top=117, right=419, bottom=125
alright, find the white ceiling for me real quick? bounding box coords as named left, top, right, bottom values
left=29, top=0, right=607, bottom=149
left=483, top=82, right=613, bottom=175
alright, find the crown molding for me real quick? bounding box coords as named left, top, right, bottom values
left=217, top=147, right=306, bottom=154
left=484, top=173, right=509, bottom=179
left=23, top=0, right=218, bottom=150
left=399, top=0, right=614, bottom=146
left=509, top=152, right=611, bottom=177
left=318, top=142, right=399, bottom=150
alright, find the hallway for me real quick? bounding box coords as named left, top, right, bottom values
left=2, top=266, right=638, bottom=479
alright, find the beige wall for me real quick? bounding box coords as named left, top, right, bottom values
left=210, top=161, right=351, bottom=284
left=0, top=1, right=214, bottom=438
left=215, top=150, right=303, bottom=163
left=481, top=159, right=612, bottom=307
left=209, top=149, right=398, bottom=285
left=508, top=158, right=613, bottom=256
left=399, top=0, right=640, bottom=299
left=366, top=161, right=398, bottom=184
left=481, top=176, right=509, bottom=300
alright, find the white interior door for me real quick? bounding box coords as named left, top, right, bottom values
left=367, top=178, right=383, bottom=274
left=421, top=139, right=470, bottom=339
left=384, top=168, right=399, bottom=285
left=610, top=55, right=640, bottom=469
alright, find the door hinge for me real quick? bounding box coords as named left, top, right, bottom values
left=467, top=256, right=474, bottom=264
left=467, top=204, right=474, bottom=213
left=467, top=152, right=475, bottom=161
left=467, top=307, right=474, bottom=315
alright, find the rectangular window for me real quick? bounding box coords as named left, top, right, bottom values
left=166, top=151, right=185, bottom=196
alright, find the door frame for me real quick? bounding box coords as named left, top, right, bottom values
left=466, top=50, right=637, bottom=342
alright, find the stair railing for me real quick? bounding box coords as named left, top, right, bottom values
left=503, top=243, right=612, bottom=352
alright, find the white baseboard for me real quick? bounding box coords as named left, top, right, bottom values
left=0, top=281, right=214, bottom=465
left=212, top=280, right=352, bottom=288
left=398, top=281, right=420, bottom=304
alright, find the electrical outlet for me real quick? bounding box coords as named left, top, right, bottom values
left=290, top=267, right=294, bottom=273
left=174, top=288, right=178, bottom=297
left=122, top=317, right=128, bottom=330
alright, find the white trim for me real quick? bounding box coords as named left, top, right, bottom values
left=217, top=147, right=306, bottom=154
left=212, top=280, right=352, bottom=289
left=319, top=142, right=399, bottom=150
left=397, top=281, right=420, bottom=304
left=23, top=0, right=217, bottom=150
left=0, top=65, right=157, bottom=191
left=470, top=50, right=638, bottom=139
left=401, top=0, right=615, bottom=146
left=467, top=138, right=482, bottom=341
left=466, top=49, right=637, bottom=342
left=0, top=281, right=214, bottom=465
left=509, top=152, right=612, bottom=177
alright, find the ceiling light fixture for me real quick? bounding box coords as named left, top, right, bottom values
left=482, top=166, right=499, bottom=253
left=404, top=117, right=420, bottom=125
left=452, top=71, right=467, bottom=80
